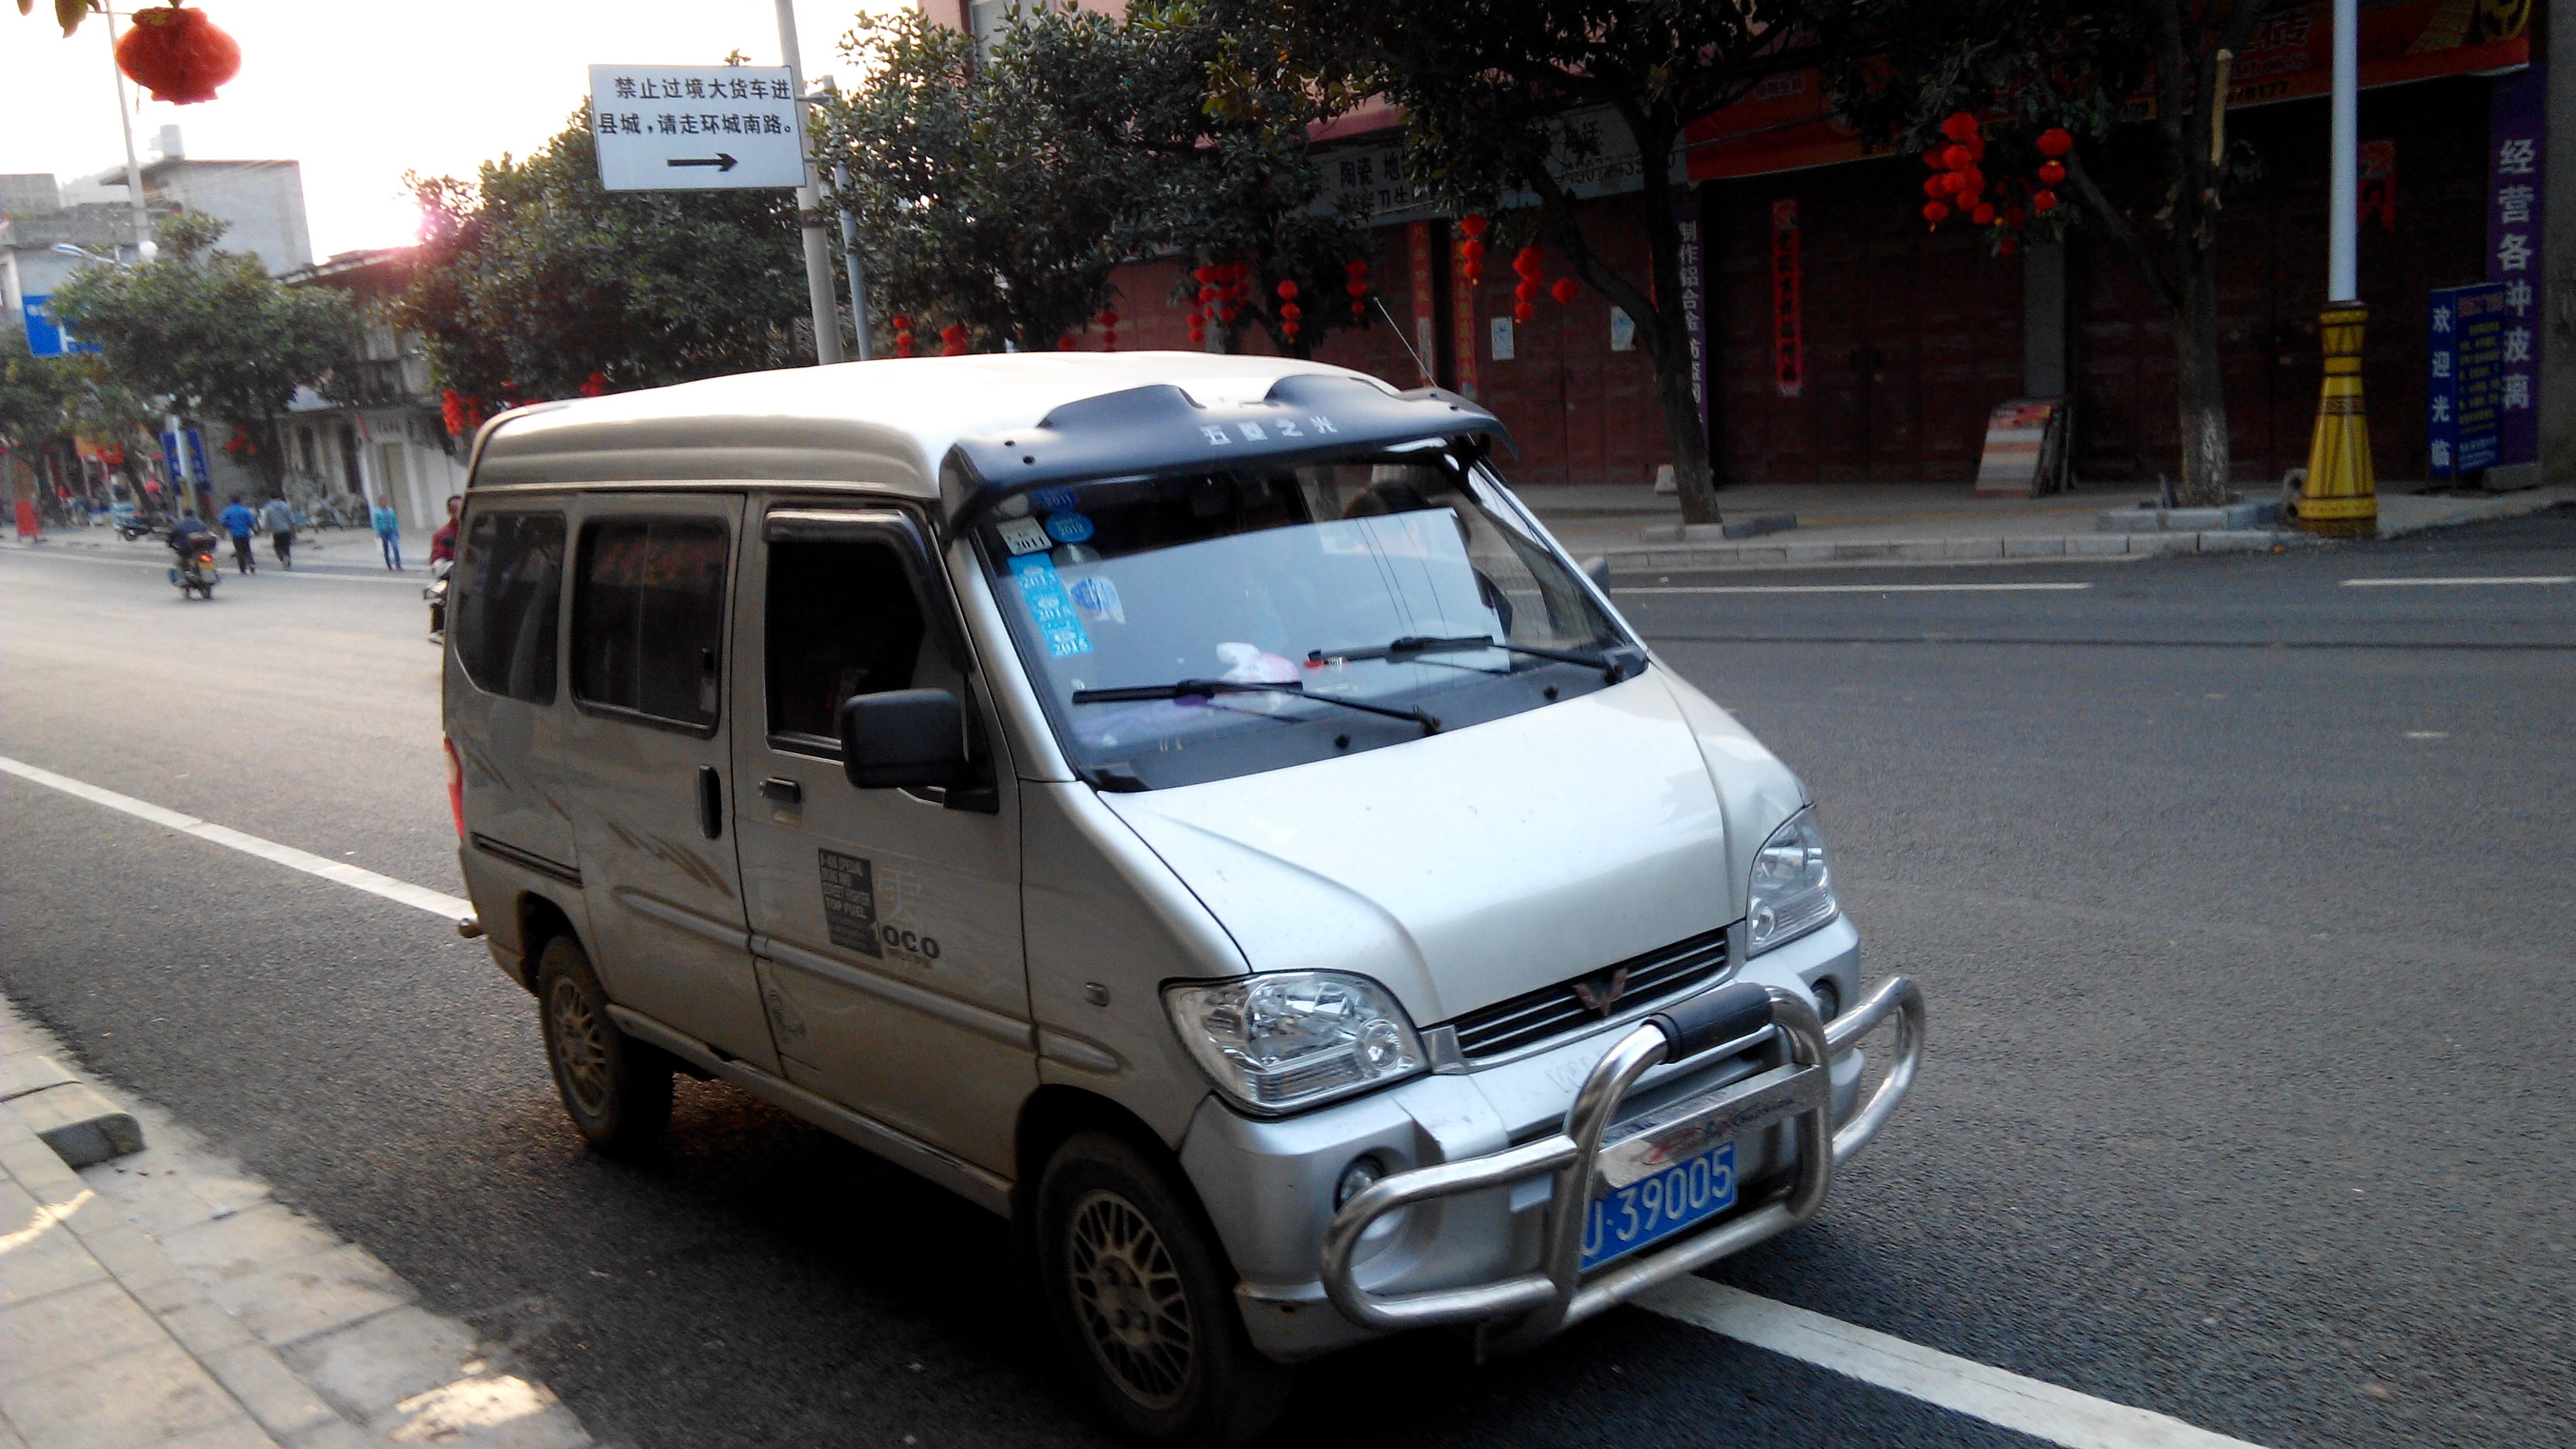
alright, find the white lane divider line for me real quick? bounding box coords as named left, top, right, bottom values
left=0, top=755, right=472, bottom=920
left=2, top=752, right=2276, bottom=1449
left=1619, top=581, right=2095, bottom=595
left=2339, top=575, right=2571, bottom=587
left=1637, top=1279, right=2271, bottom=1449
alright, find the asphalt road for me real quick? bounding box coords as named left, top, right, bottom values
left=3, top=510, right=2571, bottom=1449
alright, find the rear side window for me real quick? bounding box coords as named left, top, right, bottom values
left=571, top=518, right=730, bottom=731
left=766, top=538, right=928, bottom=743
left=451, top=511, right=564, bottom=704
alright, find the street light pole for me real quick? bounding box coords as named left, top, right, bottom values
left=775, top=0, right=845, bottom=366
left=832, top=163, right=872, bottom=361
left=98, top=9, right=158, bottom=265
left=2297, top=0, right=2377, bottom=536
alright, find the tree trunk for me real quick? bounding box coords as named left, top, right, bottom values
left=2170, top=238, right=2232, bottom=506
left=1648, top=334, right=1718, bottom=522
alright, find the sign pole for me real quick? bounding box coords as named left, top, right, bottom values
left=774, top=0, right=845, bottom=366
left=2298, top=0, right=2378, bottom=536
left=833, top=163, right=872, bottom=362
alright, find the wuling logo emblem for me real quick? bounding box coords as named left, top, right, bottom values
left=1571, top=967, right=1632, bottom=1015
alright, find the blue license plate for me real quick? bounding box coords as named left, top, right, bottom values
left=1581, top=1139, right=1736, bottom=1271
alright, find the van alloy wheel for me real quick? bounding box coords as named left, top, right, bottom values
left=1066, top=1189, right=1195, bottom=1410
left=546, top=975, right=612, bottom=1117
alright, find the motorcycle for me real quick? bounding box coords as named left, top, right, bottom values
left=423, top=557, right=453, bottom=642
left=169, top=535, right=221, bottom=599
left=118, top=510, right=171, bottom=541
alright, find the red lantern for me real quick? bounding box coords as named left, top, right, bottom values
left=1350, top=301, right=1365, bottom=318
left=1550, top=277, right=1579, bottom=304
left=1101, top=330, right=1117, bottom=351
left=1963, top=135, right=1986, bottom=163
left=1098, top=308, right=1118, bottom=327
left=2036, top=127, right=2074, bottom=158
left=1275, top=279, right=1298, bottom=301
left=1345, top=279, right=1368, bottom=298
left=2031, top=190, right=2059, bottom=214
left=1345, top=259, right=1369, bottom=277
left=1058, top=334, right=1078, bottom=351
left=115, top=4, right=241, bottom=106
left=1512, top=246, right=1543, bottom=279
left=1923, top=149, right=1947, bottom=170
left=1458, top=238, right=1486, bottom=265
left=940, top=324, right=969, bottom=356
left=1187, top=324, right=1205, bottom=344
left=1512, top=300, right=1535, bottom=324
left=1971, top=203, right=1996, bottom=225
left=1279, top=302, right=1301, bottom=321
left=1219, top=305, right=1238, bottom=323
left=1923, top=176, right=1945, bottom=199
left=1956, top=166, right=1985, bottom=196
left=1514, top=279, right=1540, bottom=303
left=1941, top=111, right=1979, bottom=142
left=889, top=313, right=911, bottom=331
left=1923, top=201, right=1950, bottom=225
left=1459, top=214, right=1488, bottom=238
left=579, top=372, right=608, bottom=398
left=1942, top=144, right=1971, bottom=171
left=895, top=333, right=915, bottom=358
left=1461, top=262, right=1483, bottom=286
left=441, top=390, right=468, bottom=437
left=2037, top=160, right=2067, bottom=187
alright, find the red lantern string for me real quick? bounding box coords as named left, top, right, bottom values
left=2037, top=160, right=2067, bottom=187
left=1940, top=112, right=1979, bottom=142
left=1550, top=277, right=1579, bottom=305
left=2036, top=127, right=2074, bottom=158
left=1459, top=215, right=1488, bottom=238
left=1274, top=279, right=1298, bottom=300
left=1923, top=201, right=1950, bottom=226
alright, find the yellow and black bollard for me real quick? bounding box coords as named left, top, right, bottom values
left=2297, top=302, right=2378, bottom=537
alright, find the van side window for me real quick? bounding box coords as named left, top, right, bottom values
left=571, top=518, right=729, bottom=730
left=451, top=511, right=565, bottom=704
left=766, top=539, right=928, bottom=743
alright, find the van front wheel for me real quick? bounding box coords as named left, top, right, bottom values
left=534, top=934, right=671, bottom=1155
left=1036, top=1132, right=1290, bottom=1446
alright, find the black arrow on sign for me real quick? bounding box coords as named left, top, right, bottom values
left=666, top=153, right=739, bottom=172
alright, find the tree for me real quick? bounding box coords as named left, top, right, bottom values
left=1821, top=0, right=2276, bottom=506
left=1004, top=1, right=1374, bottom=357
left=50, top=211, right=356, bottom=491
left=394, top=109, right=810, bottom=409
left=1214, top=0, right=1831, bottom=524
left=814, top=11, right=1129, bottom=354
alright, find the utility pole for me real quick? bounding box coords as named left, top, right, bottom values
left=101, top=9, right=158, bottom=265
left=2297, top=0, right=2377, bottom=536
left=775, top=0, right=844, bottom=365
left=832, top=162, right=872, bottom=361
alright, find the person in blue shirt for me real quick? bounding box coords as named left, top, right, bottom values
left=218, top=495, right=259, bottom=574
left=372, top=501, right=403, bottom=570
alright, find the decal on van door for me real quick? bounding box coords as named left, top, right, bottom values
left=817, top=849, right=882, bottom=957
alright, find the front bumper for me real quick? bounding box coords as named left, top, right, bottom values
left=1315, top=975, right=1921, bottom=1352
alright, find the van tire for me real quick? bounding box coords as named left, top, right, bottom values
left=1035, top=1132, right=1291, bottom=1446
left=534, top=934, right=672, bottom=1156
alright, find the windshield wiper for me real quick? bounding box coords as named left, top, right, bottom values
left=1311, top=635, right=1638, bottom=684
left=1070, top=679, right=1440, bottom=734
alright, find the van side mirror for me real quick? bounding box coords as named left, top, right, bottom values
left=838, top=689, right=972, bottom=790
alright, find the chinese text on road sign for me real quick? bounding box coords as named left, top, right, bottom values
left=589, top=66, right=805, bottom=192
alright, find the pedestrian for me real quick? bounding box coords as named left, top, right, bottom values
left=429, top=494, right=461, bottom=567
left=260, top=494, right=296, bottom=569
left=218, top=493, right=259, bottom=574
left=372, top=500, right=402, bottom=570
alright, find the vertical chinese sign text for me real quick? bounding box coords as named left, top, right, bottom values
left=2427, top=282, right=2505, bottom=477
left=1771, top=200, right=1804, bottom=400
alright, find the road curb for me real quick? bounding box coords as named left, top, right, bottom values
left=1, top=1053, right=145, bottom=1168
left=1598, top=529, right=2315, bottom=574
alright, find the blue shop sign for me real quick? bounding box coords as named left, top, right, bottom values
left=2427, top=283, right=2505, bottom=476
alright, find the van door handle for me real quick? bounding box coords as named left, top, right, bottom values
left=697, top=766, right=724, bottom=841
left=757, top=776, right=802, bottom=804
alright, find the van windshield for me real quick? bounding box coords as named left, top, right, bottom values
left=973, top=447, right=1640, bottom=790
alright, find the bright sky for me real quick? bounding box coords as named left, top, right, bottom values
left=1, top=1, right=912, bottom=259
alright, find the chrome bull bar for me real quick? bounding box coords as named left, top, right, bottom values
left=1318, top=975, right=1924, bottom=1351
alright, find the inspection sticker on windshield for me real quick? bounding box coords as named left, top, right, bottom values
left=997, top=516, right=1053, bottom=555
left=1010, top=554, right=1094, bottom=657
left=1043, top=512, right=1096, bottom=544
left=1067, top=574, right=1125, bottom=623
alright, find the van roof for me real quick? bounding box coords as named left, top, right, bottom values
left=467, top=351, right=1409, bottom=497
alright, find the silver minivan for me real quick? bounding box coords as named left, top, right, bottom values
left=443, top=353, right=1923, bottom=1444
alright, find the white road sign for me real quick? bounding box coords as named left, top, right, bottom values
left=588, top=65, right=807, bottom=191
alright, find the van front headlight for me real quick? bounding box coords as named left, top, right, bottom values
left=1746, top=810, right=1838, bottom=956
left=1164, top=971, right=1425, bottom=1115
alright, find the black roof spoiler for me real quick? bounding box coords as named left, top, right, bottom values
left=940, top=372, right=1513, bottom=537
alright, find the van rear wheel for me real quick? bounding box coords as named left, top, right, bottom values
left=1035, top=1132, right=1291, bottom=1446
left=534, top=934, right=671, bottom=1155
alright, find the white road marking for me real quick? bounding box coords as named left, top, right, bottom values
left=1, top=754, right=2275, bottom=1448
left=2338, top=575, right=2571, bottom=587
left=0, top=755, right=472, bottom=920
left=1638, top=1279, right=2271, bottom=1449
left=1619, top=581, right=2095, bottom=595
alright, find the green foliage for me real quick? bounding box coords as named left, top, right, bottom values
left=393, top=111, right=810, bottom=403
left=816, top=3, right=1369, bottom=357
left=0, top=327, right=82, bottom=455
left=816, top=12, right=1126, bottom=353
left=48, top=211, right=356, bottom=484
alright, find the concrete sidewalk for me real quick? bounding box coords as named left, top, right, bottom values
left=0, top=999, right=590, bottom=1449
left=1519, top=478, right=2576, bottom=571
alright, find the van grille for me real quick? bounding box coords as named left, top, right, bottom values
left=1444, top=927, right=1732, bottom=1060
